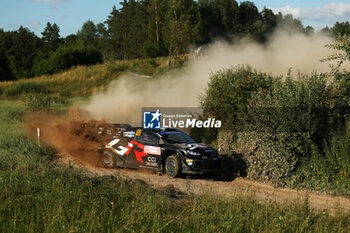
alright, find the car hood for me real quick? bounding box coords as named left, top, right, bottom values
left=168, top=142, right=218, bottom=156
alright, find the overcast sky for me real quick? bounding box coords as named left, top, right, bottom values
left=1, top=0, right=350, bottom=37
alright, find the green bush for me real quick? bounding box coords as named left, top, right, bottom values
left=24, top=93, right=54, bottom=111
left=238, top=73, right=333, bottom=185
left=131, top=59, right=160, bottom=76
left=200, top=65, right=275, bottom=131
left=201, top=67, right=350, bottom=187
left=292, top=124, right=350, bottom=196
left=105, top=62, right=130, bottom=75
left=3, top=85, right=19, bottom=96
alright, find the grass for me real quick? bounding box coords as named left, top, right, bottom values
left=0, top=100, right=349, bottom=232
left=0, top=57, right=172, bottom=98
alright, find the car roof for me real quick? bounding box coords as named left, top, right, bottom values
left=111, top=123, right=132, bottom=129
left=128, top=127, right=179, bottom=133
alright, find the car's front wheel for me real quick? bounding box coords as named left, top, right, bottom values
left=102, top=150, right=116, bottom=168
left=165, top=155, right=181, bottom=178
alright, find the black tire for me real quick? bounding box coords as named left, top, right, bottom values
left=165, top=155, right=181, bottom=178
left=102, top=150, right=116, bottom=168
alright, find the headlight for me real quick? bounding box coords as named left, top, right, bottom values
left=187, top=150, right=201, bottom=156
left=186, top=159, right=194, bottom=166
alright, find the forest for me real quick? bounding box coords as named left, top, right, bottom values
left=1, top=0, right=349, bottom=81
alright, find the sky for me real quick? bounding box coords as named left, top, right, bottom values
left=1, top=0, right=350, bottom=37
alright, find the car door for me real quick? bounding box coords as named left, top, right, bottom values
left=136, top=130, right=162, bottom=167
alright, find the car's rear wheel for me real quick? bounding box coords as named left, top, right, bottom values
left=102, top=150, right=116, bottom=168
left=165, top=155, right=181, bottom=178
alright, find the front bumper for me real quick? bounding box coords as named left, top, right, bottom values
left=181, top=158, right=227, bottom=174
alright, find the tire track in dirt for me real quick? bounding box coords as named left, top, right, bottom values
left=60, top=156, right=350, bottom=217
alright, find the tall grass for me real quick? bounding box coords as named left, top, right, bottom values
left=0, top=57, right=172, bottom=98
left=0, top=100, right=349, bottom=232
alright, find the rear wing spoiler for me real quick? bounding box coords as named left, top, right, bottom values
left=97, top=123, right=133, bottom=138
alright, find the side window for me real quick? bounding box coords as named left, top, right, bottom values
left=140, top=130, right=159, bottom=145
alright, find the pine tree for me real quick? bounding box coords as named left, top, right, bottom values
left=164, top=0, right=200, bottom=65
left=41, top=22, right=61, bottom=52
left=144, top=0, right=167, bottom=57
left=198, top=0, right=240, bottom=43
left=128, top=0, right=147, bottom=58
left=106, top=6, right=123, bottom=60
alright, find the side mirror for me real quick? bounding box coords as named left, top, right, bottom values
left=158, top=139, right=165, bottom=146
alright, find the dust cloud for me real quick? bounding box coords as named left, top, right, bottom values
left=81, top=30, right=347, bottom=126
left=24, top=108, right=106, bottom=167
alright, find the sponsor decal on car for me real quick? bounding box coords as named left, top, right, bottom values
left=147, top=157, right=157, bottom=163
left=144, top=145, right=161, bottom=155
left=106, top=139, right=129, bottom=156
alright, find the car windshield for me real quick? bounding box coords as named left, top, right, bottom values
left=161, top=131, right=196, bottom=144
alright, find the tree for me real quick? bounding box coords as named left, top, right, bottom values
left=7, top=26, right=41, bottom=78
left=119, top=0, right=135, bottom=60
left=96, top=23, right=108, bottom=39
left=305, top=26, right=315, bottom=37
left=321, top=35, right=350, bottom=116
left=239, top=1, right=260, bottom=26
left=128, top=1, right=148, bottom=58
left=32, top=41, right=102, bottom=76
left=0, top=49, right=13, bottom=81
left=0, top=30, right=13, bottom=81
left=106, top=1, right=136, bottom=60
left=261, top=7, right=277, bottom=34
left=164, top=0, right=201, bottom=65
left=239, top=2, right=268, bottom=42
left=198, top=0, right=240, bottom=43
left=94, top=22, right=116, bottom=61
left=276, top=13, right=305, bottom=33
left=323, top=34, right=350, bottom=68
left=77, top=20, right=98, bottom=46
left=319, top=26, right=331, bottom=36
left=331, top=21, right=350, bottom=38
left=41, top=22, right=61, bottom=52
left=106, top=6, right=124, bottom=60
left=64, top=34, right=77, bottom=45
left=143, top=0, right=167, bottom=57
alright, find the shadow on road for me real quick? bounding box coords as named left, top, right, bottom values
left=180, top=153, right=248, bottom=182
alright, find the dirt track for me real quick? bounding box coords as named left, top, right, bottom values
left=29, top=110, right=349, bottom=217
left=60, top=156, right=350, bottom=217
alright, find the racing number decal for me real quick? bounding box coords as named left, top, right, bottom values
left=135, top=129, right=142, bottom=137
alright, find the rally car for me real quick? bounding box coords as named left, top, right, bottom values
left=98, top=127, right=226, bottom=177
